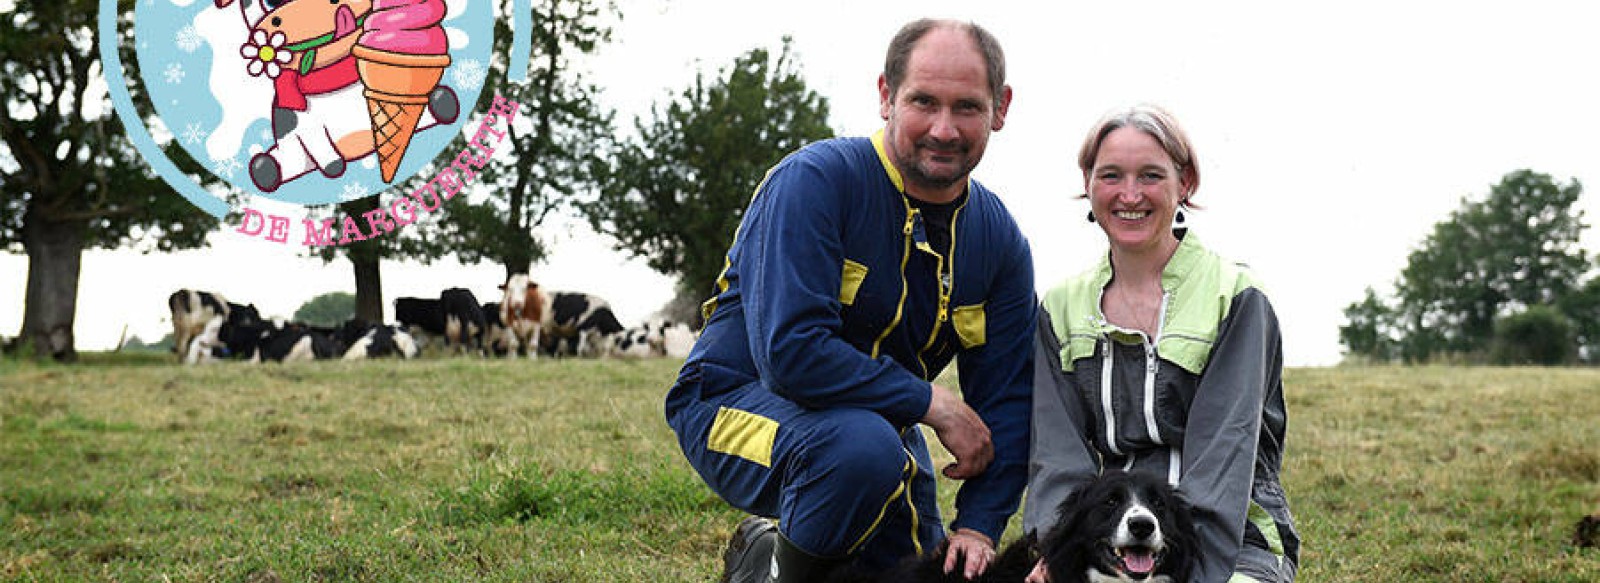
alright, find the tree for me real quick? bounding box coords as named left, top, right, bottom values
left=1340, top=170, right=1586, bottom=363
left=429, top=0, right=617, bottom=279
left=293, top=292, right=356, bottom=327
left=1557, top=276, right=1600, bottom=363
left=1, top=1, right=220, bottom=360
left=1338, top=287, right=1397, bottom=362
left=1490, top=306, right=1574, bottom=366
left=582, top=38, right=833, bottom=322
left=315, top=196, right=387, bottom=324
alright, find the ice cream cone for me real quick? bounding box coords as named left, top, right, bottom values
left=352, top=44, right=450, bottom=182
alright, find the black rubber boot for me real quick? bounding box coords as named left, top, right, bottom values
left=720, top=516, right=778, bottom=583
left=772, top=531, right=849, bottom=583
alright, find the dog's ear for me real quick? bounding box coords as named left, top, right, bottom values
left=214, top=0, right=235, bottom=7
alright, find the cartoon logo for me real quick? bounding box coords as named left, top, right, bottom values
left=100, top=0, right=515, bottom=214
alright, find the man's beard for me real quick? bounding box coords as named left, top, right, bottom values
left=896, top=137, right=976, bottom=191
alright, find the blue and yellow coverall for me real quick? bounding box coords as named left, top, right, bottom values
left=664, top=130, right=1036, bottom=570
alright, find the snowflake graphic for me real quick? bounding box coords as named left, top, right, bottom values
left=450, top=59, right=486, bottom=90
left=213, top=157, right=242, bottom=180
left=163, top=63, right=185, bottom=85
left=176, top=25, right=204, bottom=54
left=339, top=181, right=370, bottom=202
left=180, top=122, right=207, bottom=147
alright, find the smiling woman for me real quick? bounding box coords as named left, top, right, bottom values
left=1027, top=103, right=1300, bottom=583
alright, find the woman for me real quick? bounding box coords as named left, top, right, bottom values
left=1024, top=104, right=1300, bottom=582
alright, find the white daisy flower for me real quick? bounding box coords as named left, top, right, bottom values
left=239, top=30, right=293, bottom=79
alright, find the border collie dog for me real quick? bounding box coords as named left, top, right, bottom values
left=1034, top=471, right=1196, bottom=583
left=829, top=471, right=1196, bottom=583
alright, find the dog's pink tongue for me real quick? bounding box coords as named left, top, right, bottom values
left=1123, top=551, right=1156, bottom=575
left=335, top=5, right=358, bottom=38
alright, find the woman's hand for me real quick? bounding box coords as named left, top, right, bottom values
left=942, top=528, right=996, bottom=580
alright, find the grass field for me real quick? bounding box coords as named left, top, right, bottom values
left=2, top=354, right=1598, bottom=581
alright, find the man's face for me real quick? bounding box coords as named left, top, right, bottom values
left=879, top=27, right=1009, bottom=200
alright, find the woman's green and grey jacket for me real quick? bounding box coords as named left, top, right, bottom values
left=1024, top=234, right=1301, bottom=583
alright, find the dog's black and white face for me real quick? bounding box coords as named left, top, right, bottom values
left=823, top=472, right=1194, bottom=583
left=1035, top=471, right=1196, bottom=583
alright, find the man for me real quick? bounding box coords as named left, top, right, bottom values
left=664, top=18, right=1035, bottom=582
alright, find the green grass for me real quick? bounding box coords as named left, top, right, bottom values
left=1, top=356, right=1598, bottom=581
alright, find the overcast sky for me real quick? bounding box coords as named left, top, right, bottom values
left=5, top=0, right=1600, bottom=366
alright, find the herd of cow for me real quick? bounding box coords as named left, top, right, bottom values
left=168, top=274, right=697, bottom=364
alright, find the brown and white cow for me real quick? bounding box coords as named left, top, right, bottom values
left=498, top=273, right=546, bottom=359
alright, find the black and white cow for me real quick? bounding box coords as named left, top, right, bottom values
left=607, top=324, right=659, bottom=358
left=479, top=301, right=518, bottom=357
left=341, top=323, right=419, bottom=360
left=440, top=287, right=486, bottom=355
left=396, top=296, right=448, bottom=336
left=183, top=300, right=266, bottom=364
left=540, top=292, right=625, bottom=357
left=604, top=319, right=698, bottom=359
left=169, top=289, right=233, bottom=357
left=658, top=320, right=698, bottom=358
left=255, top=322, right=343, bottom=362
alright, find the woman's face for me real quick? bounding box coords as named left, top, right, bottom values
left=1086, top=126, right=1189, bottom=255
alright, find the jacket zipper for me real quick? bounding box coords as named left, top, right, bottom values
left=1100, top=337, right=1121, bottom=456
left=1142, top=292, right=1170, bottom=445
left=871, top=203, right=915, bottom=359
left=916, top=200, right=965, bottom=375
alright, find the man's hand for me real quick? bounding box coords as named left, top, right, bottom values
left=922, top=383, right=992, bottom=480
left=942, top=528, right=996, bottom=580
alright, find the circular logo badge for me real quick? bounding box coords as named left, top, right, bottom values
left=114, top=0, right=493, bottom=209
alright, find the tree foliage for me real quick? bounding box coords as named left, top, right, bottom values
left=1557, top=277, right=1600, bottom=363
left=1, top=1, right=221, bottom=360
left=293, top=292, right=356, bottom=327
left=420, top=0, right=618, bottom=279
left=1489, top=305, right=1574, bottom=366
left=581, top=38, right=833, bottom=318
left=1341, top=170, right=1587, bottom=363
left=1338, top=287, right=1397, bottom=362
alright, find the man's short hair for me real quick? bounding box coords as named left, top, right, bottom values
left=883, top=19, right=1006, bottom=108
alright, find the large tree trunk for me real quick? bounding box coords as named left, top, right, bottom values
left=339, top=197, right=385, bottom=324
left=19, top=207, right=85, bottom=362
left=351, top=255, right=383, bottom=324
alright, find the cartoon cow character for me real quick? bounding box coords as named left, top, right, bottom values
left=215, top=0, right=459, bottom=193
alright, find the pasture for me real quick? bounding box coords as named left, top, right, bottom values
left=2, top=355, right=1598, bottom=581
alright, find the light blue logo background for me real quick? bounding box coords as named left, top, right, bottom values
left=125, top=0, right=492, bottom=207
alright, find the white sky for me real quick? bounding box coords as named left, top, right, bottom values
left=4, top=0, right=1600, bottom=366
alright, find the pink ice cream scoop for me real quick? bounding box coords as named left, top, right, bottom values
left=359, top=0, right=449, bottom=54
